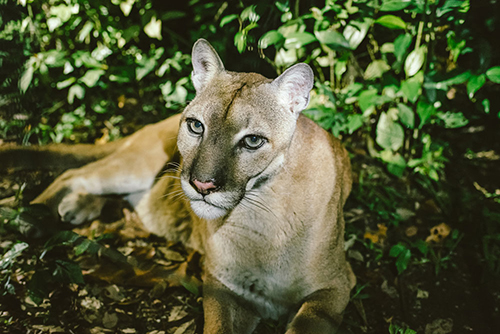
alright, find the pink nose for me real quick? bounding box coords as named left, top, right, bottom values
left=192, top=179, right=217, bottom=195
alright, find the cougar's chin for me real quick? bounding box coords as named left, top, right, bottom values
left=190, top=200, right=228, bottom=220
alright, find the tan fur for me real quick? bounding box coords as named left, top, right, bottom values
left=0, top=40, right=355, bottom=333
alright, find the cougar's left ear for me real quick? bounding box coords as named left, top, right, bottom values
left=191, top=39, right=225, bottom=92
left=272, top=63, right=314, bottom=116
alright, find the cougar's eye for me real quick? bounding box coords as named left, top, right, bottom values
left=242, top=135, right=265, bottom=150
left=187, top=118, right=204, bottom=135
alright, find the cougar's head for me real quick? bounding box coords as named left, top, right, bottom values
left=177, top=39, right=314, bottom=220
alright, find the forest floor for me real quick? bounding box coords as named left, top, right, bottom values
left=1, top=122, right=500, bottom=334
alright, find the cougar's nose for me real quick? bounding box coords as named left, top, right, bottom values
left=191, top=179, right=218, bottom=195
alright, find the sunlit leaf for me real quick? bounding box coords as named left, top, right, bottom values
left=234, top=31, right=246, bottom=53
left=404, top=46, right=426, bottom=77
left=80, top=69, right=105, bottom=87
left=467, top=74, right=486, bottom=99
left=364, top=60, right=391, bottom=80
left=437, top=111, right=469, bottom=128
left=284, top=32, right=317, bottom=49
left=259, top=30, right=284, bottom=49
left=397, top=103, right=414, bottom=128
left=78, top=21, right=94, bottom=43
left=376, top=112, right=404, bottom=151
left=68, top=84, right=85, bottom=104
left=375, top=15, right=407, bottom=30
left=19, top=62, right=34, bottom=93
left=343, top=19, right=372, bottom=50
left=380, top=0, right=412, bottom=11
left=486, top=66, right=500, bottom=83
left=401, top=72, right=423, bottom=103
left=56, top=77, right=76, bottom=89
left=119, top=0, right=136, bottom=17
left=220, top=14, right=238, bottom=27
left=315, top=30, right=350, bottom=50
left=144, top=16, right=162, bottom=40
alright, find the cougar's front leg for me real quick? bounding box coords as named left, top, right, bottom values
left=203, top=274, right=260, bottom=334
left=285, top=286, right=351, bottom=334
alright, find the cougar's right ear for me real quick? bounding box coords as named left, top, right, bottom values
left=191, top=39, right=225, bottom=92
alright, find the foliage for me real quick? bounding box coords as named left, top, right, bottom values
left=222, top=0, right=499, bottom=182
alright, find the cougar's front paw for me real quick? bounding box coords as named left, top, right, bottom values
left=58, top=191, right=106, bottom=225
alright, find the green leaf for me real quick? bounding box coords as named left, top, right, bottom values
left=397, top=103, right=414, bottom=128
left=437, top=111, right=469, bottom=128
left=376, top=112, right=404, bottom=151
left=364, top=60, right=391, bottom=80
left=394, top=34, right=412, bottom=62
left=416, top=100, right=435, bottom=129
left=259, top=30, right=284, bottom=49
left=346, top=114, right=364, bottom=134
left=234, top=31, right=246, bottom=53
left=380, top=150, right=406, bottom=177
left=404, top=46, right=426, bottom=77
left=0, top=242, right=29, bottom=270
left=401, top=73, right=423, bottom=103
left=56, top=77, right=76, bottom=90
left=380, top=0, right=412, bottom=11
left=53, top=260, right=84, bottom=285
left=220, top=14, right=238, bottom=27
left=144, top=16, right=162, bottom=40
left=68, top=84, right=85, bottom=104
left=343, top=19, right=372, bottom=50
left=119, top=0, right=135, bottom=16
left=78, top=21, right=94, bottom=42
left=19, top=63, right=34, bottom=93
left=315, top=30, right=350, bottom=50
left=136, top=58, right=156, bottom=81
left=357, top=89, right=378, bottom=114
left=284, top=32, right=317, bottom=49
left=80, top=69, right=105, bottom=87
left=375, top=15, right=407, bottom=30
left=486, top=66, right=500, bottom=83
left=467, top=74, right=486, bottom=98
left=389, top=243, right=411, bottom=274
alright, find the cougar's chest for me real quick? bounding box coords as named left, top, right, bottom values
left=205, top=210, right=309, bottom=320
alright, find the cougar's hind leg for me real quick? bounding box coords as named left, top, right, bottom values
left=32, top=113, right=182, bottom=225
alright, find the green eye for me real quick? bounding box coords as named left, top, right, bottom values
left=243, top=135, right=265, bottom=149
left=187, top=119, right=204, bottom=135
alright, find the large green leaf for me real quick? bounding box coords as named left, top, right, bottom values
left=397, top=103, right=415, bottom=128
left=416, top=100, right=436, bottom=128
left=284, top=32, right=317, bottom=49
left=220, top=14, right=238, bottom=27
left=380, top=0, right=412, bottom=12
left=259, top=30, right=284, bottom=49
left=375, top=15, right=407, bottom=30
left=315, top=30, right=350, bottom=50
left=404, top=46, right=426, bottom=77
left=364, top=60, right=391, bottom=80
left=394, top=34, right=412, bottom=62
left=380, top=150, right=407, bottom=177
left=467, top=74, right=486, bottom=98
left=343, top=19, right=372, bottom=50
left=19, top=62, right=34, bottom=93
left=376, top=112, right=405, bottom=151
left=486, top=66, right=500, bottom=83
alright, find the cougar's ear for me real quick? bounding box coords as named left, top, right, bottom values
left=191, top=39, right=225, bottom=92
left=272, top=63, right=314, bottom=116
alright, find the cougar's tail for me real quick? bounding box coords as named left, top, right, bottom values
left=0, top=139, right=124, bottom=172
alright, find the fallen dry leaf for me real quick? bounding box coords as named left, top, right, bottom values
left=426, top=223, right=451, bottom=244
left=364, top=224, right=387, bottom=245
left=405, top=225, right=418, bottom=237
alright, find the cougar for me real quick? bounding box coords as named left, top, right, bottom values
left=0, top=39, right=355, bottom=333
